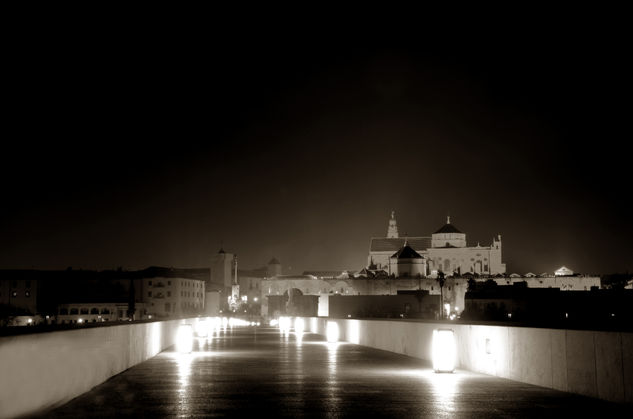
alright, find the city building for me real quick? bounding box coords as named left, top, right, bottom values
left=368, top=213, right=506, bottom=276
left=143, top=277, right=205, bottom=318
left=463, top=282, right=633, bottom=327
left=210, top=249, right=278, bottom=314
left=0, top=273, right=38, bottom=315
left=259, top=212, right=600, bottom=319
left=56, top=302, right=148, bottom=324
left=555, top=266, right=574, bottom=276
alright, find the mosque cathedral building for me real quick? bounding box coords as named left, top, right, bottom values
left=368, top=212, right=506, bottom=277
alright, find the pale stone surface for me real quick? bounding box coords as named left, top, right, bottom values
left=509, top=327, right=552, bottom=387
left=566, top=330, right=598, bottom=398
left=35, top=327, right=629, bottom=418
left=622, top=332, right=633, bottom=403
left=0, top=320, right=184, bottom=419
left=307, top=317, right=631, bottom=403
left=550, top=329, right=568, bottom=392
left=595, top=331, right=625, bottom=402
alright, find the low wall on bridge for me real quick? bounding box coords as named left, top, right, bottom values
left=0, top=319, right=192, bottom=419
left=304, top=317, right=632, bottom=404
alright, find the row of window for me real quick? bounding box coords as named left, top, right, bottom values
left=149, top=280, right=171, bottom=287
left=59, top=307, right=111, bottom=315
left=147, top=280, right=203, bottom=288
left=146, top=291, right=203, bottom=298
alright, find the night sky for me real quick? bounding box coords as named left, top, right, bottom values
left=2, top=18, right=631, bottom=275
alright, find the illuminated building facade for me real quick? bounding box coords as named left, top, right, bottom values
left=368, top=213, right=506, bottom=276
left=144, top=277, right=205, bottom=318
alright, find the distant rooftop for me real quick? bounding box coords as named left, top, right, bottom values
left=434, top=223, right=463, bottom=234
left=370, top=237, right=431, bottom=252
left=392, top=245, right=423, bottom=259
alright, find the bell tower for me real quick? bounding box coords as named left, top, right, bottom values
left=387, top=210, right=399, bottom=238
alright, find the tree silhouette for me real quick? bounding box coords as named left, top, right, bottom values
left=436, top=270, right=446, bottom=319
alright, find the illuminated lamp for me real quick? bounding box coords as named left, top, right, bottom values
left=279, top=316, right=291, bottom=333
left=294, top=318, right=305, bottom=336
left=326, top=321, right=339, bottom=343
left=196, top=319, right=209, bottom=337
left=432, top=329, right=456, bottom=373
left=176, top=324, right=194, bottom=353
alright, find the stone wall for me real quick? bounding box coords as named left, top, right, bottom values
left=0, top=319, right=191, bottom=419
left=304, top=317, right=632, bottom=404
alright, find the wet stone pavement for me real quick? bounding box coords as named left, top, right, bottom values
left=30, top=326, right=629, bottom=418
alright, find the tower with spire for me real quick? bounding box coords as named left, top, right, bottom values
left=387, top=210, right=399, bottom=238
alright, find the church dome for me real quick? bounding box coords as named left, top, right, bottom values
left=434, top=221, right=462, bottom=234
left=431, top=216, right=466, bottom=248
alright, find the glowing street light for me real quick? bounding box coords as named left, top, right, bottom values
left=326, top=321, right=339, bottom=343
left=294, top=317, right=305, bottom=336
left=432, top=329, right=456, bottom=373
left=176, top=324, right=194, bottom=353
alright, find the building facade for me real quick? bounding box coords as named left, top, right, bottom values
left=368, top=213, right=506, bottom=276
left=0, top=276, right=37, bottom=315
left=56, top=302, right=148, bottom=324
left=143, top=277, right=205, bottom=318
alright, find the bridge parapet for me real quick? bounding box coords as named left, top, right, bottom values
left=0, top=318, right=195, bottom=419
left=303, top=317, right=633, bottom=404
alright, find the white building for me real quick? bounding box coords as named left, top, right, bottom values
left=144, top=277, right=205, bottom=318
left=368, top=213, right=506, bottom=276
left=555, top=266, right=574, bottom=276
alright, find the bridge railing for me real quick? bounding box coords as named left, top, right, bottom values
left=0, top=318, right=196, bottom=419
left=303, top=317, right=632, bottom=404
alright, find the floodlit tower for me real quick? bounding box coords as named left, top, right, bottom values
left=387, top=210, right=399, bottom=238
